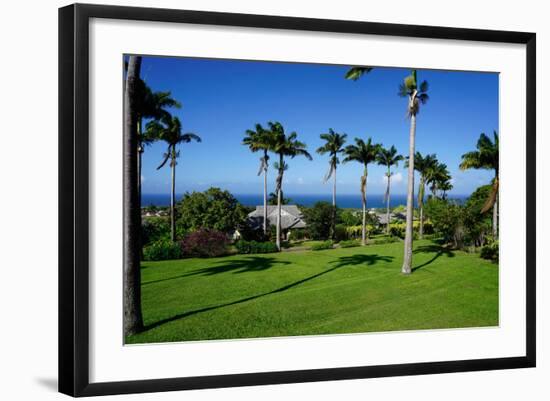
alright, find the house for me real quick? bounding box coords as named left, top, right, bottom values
left=247, top=205, right=307, bottom=239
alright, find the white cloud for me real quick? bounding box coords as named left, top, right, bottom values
left=296, top=177, right=305, bottom=185
left=393, top=172, right=404, bottom=184
left=140, top=175, right=145, bottom=182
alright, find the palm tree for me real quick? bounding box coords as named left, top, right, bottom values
left=269, top=122, right=312, bottom=250
left=407, top=152, right=437, bottom=239
left=343, top=137, right=381, bottom=245
left=460, top=131, right=499, bottom=237
left=427, top=162, right=451, bottom=197
left=438, top=178, right=453, bottom=199
left=376, top=145, right=404, bottom=235
left=243, top=123, right=275, bottom=235
left=135, top=80, right=181, bottom=199
left=150, top=116, right=201, bottom=242
left=399, top=70, right=429, bottom=274
left=123, top=55, right=144, bottom=336
left=316, top=129, right=347, bottom=239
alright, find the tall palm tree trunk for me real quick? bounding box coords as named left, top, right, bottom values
left=170, top=150, right=176, bottom=242
left=123, top=55, right=143, bottom=336
left=493, top=192, right=498, bottom=239
left=276, top=154, right=283, bottom=251
left=276, top=182, right=282, bottom=250
left=263, top=165, right=268, bottom=235
left=402, top=113, right=417, bottom=274
left=386, top=171, right=391, bottom=235
left=332, top=166, right=337, bottom=240
left=418, top=178, right=425, bottom=239
left=361, top=166, right=367, bottom=246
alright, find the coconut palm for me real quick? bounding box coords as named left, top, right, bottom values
left=460, top=131, right=499, bottom=237
left=317, top=129, right=347, bottom=239
left=376, top=145, right=404, bottom=234
left=243, top=123, right=275, bottom=235
left=438, top=179, right=454, bottom=199
left=269, top=122, right=313, bottom=250
left=135, top=81, right=181, bottom=199
left=343, top=137, right=381, bottom=245
left=398, top=70, right=429, bottom=274
left=407, top=152, right=437, bottom=239
left=150, top=116, right=201, bottom=242
left=123, top=55, right=144, bottom=336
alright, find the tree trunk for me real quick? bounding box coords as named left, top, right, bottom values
left=263, top=162, right=268, bottom=235
left=402, top=112, right=417, bottom=274
left=386, top=171, right=391, bottom=235
left=418, top=177, right=424, bottom=239
left=276, top=181, right=282, bottom=250
left=276, top=154, right=283, bottom=251
left=332, top=166, right=337, bottom=240
left=170, top=150, right=176, bottom=242
left=123, top=55, right=144, bottom=336
left=361, top=166, right=367, bottom=246
left=493, top=191, right=498, bottom=239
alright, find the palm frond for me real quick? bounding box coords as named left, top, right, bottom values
left=345, top=66, right=373, bottom=81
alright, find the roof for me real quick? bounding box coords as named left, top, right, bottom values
left=247, top=205, right=306, bottom=230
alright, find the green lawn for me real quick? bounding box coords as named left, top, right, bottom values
left=126, top=239, right=498, bottom=344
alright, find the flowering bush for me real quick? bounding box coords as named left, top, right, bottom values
left=181, top=228, right=229, bottom=258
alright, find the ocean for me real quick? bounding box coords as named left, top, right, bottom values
left=142, top=193, right=468, bottom=209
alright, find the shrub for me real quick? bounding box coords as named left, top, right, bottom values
left=369, top=236, right=399, bottom=245
left=181, top=228, right=229, bottom=258
left=334, top=224, right=349, bottom=242
left=311, top=240, right=334, bottom=251
left=141, top=216, right=170, bottom=246
left=302, top=202, right=339, bottom=240
left=143, top=239, right=182, bottom=261
left=235, top=240, right=278, bottom=254
left=289, top=229, right=308, bottom=241
left=339, top=239, right=360, bottom=248
left=480, top=240, right=499, bottom=262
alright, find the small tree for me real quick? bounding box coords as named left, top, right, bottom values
left=302, top=202, right=340, bottom=240
left=177, top=187, right=247, bottom=234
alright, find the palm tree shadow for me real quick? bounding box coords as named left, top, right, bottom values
left=412, top=244, right=455, bottom=272
left=142, top=253, right=392, bottom=332
left=143, top=256, right=290, bottom=286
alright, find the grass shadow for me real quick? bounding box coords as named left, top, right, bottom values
left=143, top=256, right=291, bottom=286
left=412, top=244, right=455, bottom=272
left=141, top=253, right=393, bottom=332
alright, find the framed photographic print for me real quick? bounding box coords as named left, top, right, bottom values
left=58, top=3, right=536, bottom=397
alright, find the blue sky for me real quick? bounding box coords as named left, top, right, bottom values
left=136, top=55, right=498, bottom=196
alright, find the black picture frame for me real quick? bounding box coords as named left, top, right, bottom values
left=59, top=3, right=536, bottom=397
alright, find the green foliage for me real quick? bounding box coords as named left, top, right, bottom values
left=334, top=224, right=349, bottom=242
left=177, top=187, right=247, bottom=233
left=480, top=240, right=499, bottom=262
left=235, top=240, right=278, bottom=254
left=338, top=209, right=362, bottom=227
left=289, top=229, right=308, bottom=241
left=141, top=216, right=170, bottom=246
left=302, top=202, right=340, bottom=240
left=339, top=239, right=360, bottom=248
left=311, top=240, right=334, bottom=250
left=181, top=228, right=229, bottom=258
left=369, top=236, right=399, bottom=245
left=143, top=239, right=182, bottom=261
left=392, top=204, right=406, bottom=214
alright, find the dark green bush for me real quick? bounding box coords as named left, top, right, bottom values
left=289, top=229, right=308, bottom=241
left=339, top=239, right=360, bottom=248
left=480, top=240, right=499, bottom=262
left=143, top=239, right=182, bottom=261
left=235, top=240, right=278, bottom=254
left=181, top=229, right=229, bottom=257
left=311, top=240, right=334, bottom=251
left=141, top=216, right=170, bottom=246
left=334, top=224, right=349, bottom=242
